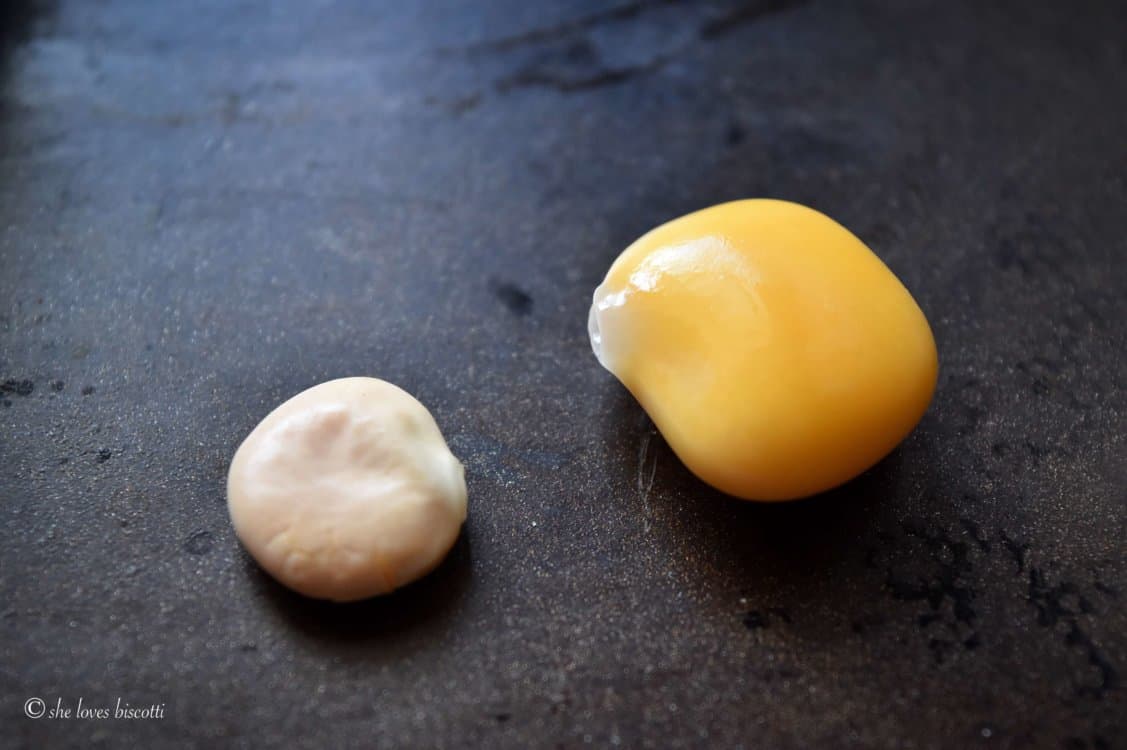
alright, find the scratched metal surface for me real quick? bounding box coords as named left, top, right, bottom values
left=1, top=1, right=1125, bottom=748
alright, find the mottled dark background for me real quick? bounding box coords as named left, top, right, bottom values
left=1, top=1, right=1124, bottom=748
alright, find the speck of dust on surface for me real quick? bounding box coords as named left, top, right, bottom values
left=1, top=379, right=35, bottom=396
left=184, top=530, right=215, bottom=556
left=490, top=279, right=534, bottom=316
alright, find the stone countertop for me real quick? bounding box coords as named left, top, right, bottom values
left=1, top=1, right=1124, bottom=747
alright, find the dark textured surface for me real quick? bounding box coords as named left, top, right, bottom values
left=1, top=1, right=1125, bottom=747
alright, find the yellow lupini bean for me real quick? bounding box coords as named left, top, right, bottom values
left=589, top=199, right=938, bottom=501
